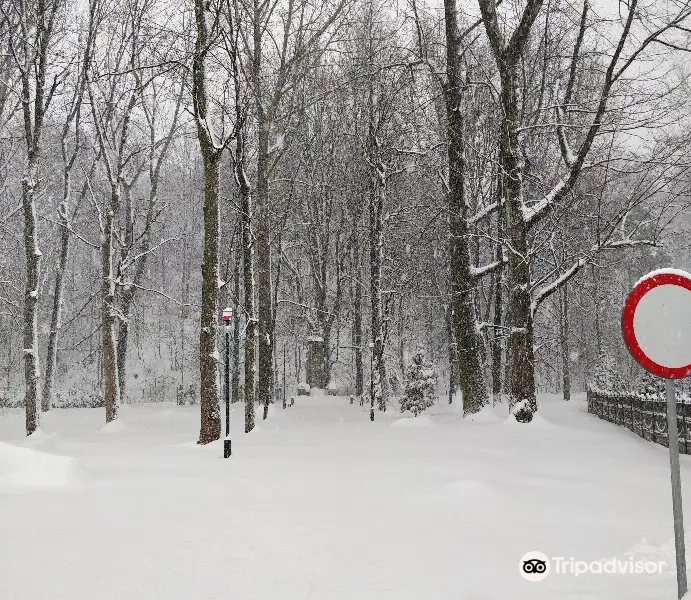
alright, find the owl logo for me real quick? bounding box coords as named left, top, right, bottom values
left=519, top=551, right=550, bottom=582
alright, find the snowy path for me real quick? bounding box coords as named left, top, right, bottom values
left=0, top=394, right=686, bottom=599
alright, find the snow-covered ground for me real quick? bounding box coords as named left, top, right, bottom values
left=0, top=393, right=687, bottom=599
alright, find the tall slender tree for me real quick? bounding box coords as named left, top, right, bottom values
left=6, top=0, right=63, bottom=433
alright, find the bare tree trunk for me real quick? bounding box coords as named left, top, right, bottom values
left=198, top=156, right=222, bottom=442
left=559, top=283, right=571, bottom=401
left=443, top=0, right=489, bottom=415
left=231, top=232, right=241, bottom=403
left=491, top=205, right=504, bottom=403
left=500, top=61, right=537, bottom=421
left=15, top=0, right=62, bottom=434
left=368, top=144, right=386, bottom=411
left=116, top=317, right=129, bottom=401
left=351, top=249, right=364, bottom=397
left=44, top=165, right=96, bottom=412
left=22, top=160, right=41, bottom=434
left=445, top=308, right=458, bottom=404
left=43, top=187, right=70, bottom=412
left=116, top=184, right=135, bottom=402
left=44, top=2, right=96, bottom=412
left=116, top=83, right=182, bottom=402
left=102, top=183, right=121, bottom=423
left=192, top=0, right=222, bottom=443
left=478, top=0, right=544, bottom=422
left=256, top=120, right=274, bottom=421
left=226, top=2, right=256, bottom=431
left=236, top=135, right=256, bottom=433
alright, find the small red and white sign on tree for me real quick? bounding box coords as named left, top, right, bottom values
left=622, top=269, right=691, bottom=380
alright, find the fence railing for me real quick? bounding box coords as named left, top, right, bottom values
left=587, top=390, right=691, bottom=454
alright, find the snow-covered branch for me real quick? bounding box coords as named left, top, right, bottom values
left=531, top=236, right=659, bottom=316
left=531, top=257, right=586, bottom=317
left=470, top=256, right=506, bottom=279
left=469, top=199, right=502, bottom=225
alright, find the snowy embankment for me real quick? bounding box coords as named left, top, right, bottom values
left=0, top=438, right=91, bottom=490
left=0, top=394, right=686, bottom=599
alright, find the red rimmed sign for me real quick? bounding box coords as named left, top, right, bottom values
left=622, top=269, right=691, bottom=380
left=622, top=269, right=691, bottom=600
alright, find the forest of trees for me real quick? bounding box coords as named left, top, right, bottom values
left=0, top=0, right=690, bottom=440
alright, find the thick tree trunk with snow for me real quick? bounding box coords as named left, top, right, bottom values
left=238, top=155, right=257, bottom=433
left=232, top=236, right=241, bottom=404
left=198, top=157, right=222, bottom=443
left=478, top=0, right=544, bottom=422
left=233, top=118, right=257, bottom=431
left=351, top=249, right=364, bottom=397
left=22, top=161, right=41, bottom=434
left=491, top=189, right=504, bottom=403
left=499, top=63, right=537, bottom=421
left=491, top=264, right=504, bottom=402
left=192, top=0, right=223, bottom=444
left=102, top=184, right=121, bottom=423
left=368, top=155, right=387, bottom=411
left=116, top=184, right=135, bottom=403
left=443, top=0, right=488, bottom=416
left=256, top=122, right=274, bottom=422
left=15, top=0, right=62, bottom=434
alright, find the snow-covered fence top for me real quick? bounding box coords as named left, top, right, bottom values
left=587, top=389, right=691, bottom=454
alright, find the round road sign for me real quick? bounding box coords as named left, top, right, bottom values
left=622, top=269, right=691, bottom=380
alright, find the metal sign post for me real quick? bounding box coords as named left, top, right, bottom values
left=622, top=269, right=691, bottom=599
left=222, top=308, right=233, bottom=459
left=667, top=378, right=688, bottom=597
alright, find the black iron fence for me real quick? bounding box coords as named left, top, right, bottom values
left=587, top=390, right=691, bottom=454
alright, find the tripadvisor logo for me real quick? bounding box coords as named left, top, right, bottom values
left=519, top=551, right=666, bottom=582
left=520, top=551, right=550, bottom=582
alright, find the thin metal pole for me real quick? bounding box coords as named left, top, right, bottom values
left=283, top=341, right=287, bottom=409
left=666, top=378, right=687, bottom=599
left=684, top=395, right=689, bottom=455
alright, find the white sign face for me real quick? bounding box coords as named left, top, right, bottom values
left=633, top=284, right=691, bottom=369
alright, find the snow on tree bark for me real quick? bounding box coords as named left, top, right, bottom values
left=198, top=157, right=222, bottom=443
left=43, top=2, right=96, bottom=412
left=22, top=163, right=41, bottom=435
left=101, top=192, right=120, bottom=423
left=478, top=0, right=544, bottom=422
left=231, top=231, right=241, bottom=405
left=256, top=121, right=274, bottom=423
left=443, top=0, right=489, bottom=416
left=236, top=131, right=257, bottom=434
left=15, top=0, right=63, bottom=434
left=192, top=0, right=222, bottom=444
left=368, top=143, right=387, bottom=412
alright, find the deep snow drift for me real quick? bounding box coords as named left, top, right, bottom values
left=0, top=438, right=90, bottom=490
left=0, top=393, right=687, bottom=599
